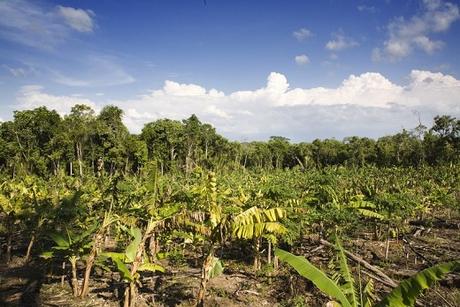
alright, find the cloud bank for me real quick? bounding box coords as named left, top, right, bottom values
left=15, top=70, right=460, bottom=141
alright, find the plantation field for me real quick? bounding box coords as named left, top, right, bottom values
left=1, top=165, right=459, bottom=306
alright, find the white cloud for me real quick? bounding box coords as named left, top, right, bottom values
left=14, top=70, right=460, bottom=140
left=56, top=6, right=95, bottom=33
left=0, top=0, right=95, bottom=49
left=374, top=0, right=459, bottom=61
left=295, top=54, right=310, bottom=65
left=293, top=28, right=313, bottom=41
left=325, top=32, right=359, bottom=51
left=17, top=85, right=98, bottom=116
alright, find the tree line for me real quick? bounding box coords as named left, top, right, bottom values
left=0, top=104, right=458, bottom=177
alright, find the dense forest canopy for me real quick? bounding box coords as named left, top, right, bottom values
left=0, top=104, right=458, bottom=177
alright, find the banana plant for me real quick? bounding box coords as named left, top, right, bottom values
left=79, top=211, right=118, bottom=298
left=275, top=242, right=460, bottom=307
left=41, top=224, right=97, bottom=296
left=376, top=260, right=460, bottom=307
left=102, top=222, right=165, bottom=307
left=232, top=206, right=287, bottom=270
left=188, top=170, right=229, bottom=307
left=0, top=179, right=34, bottom=263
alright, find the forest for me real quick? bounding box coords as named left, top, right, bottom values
left=0, top=104, right=459, bottom=306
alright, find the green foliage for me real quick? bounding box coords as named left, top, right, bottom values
left=277, top=247, right=460, bottom=307
left=377, top=260, right=460, bottom=307
left=335, top=238, right=358, bottom=307
left=0, top=106, right=459, bottom=306
left=102, top=226, right=164, bottom=283
left=232, top=206, right=287, bottom=239
left=275, top=248, right=352, bottom=307
left=207, top=256, right=224, bottom=279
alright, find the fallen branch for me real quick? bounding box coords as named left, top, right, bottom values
left=361, top=270, right=395, bottom=288
left=319, top=239, right=398, bottom=287
left=402, top=235, right=433, bottom=265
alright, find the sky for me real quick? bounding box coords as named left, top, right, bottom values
left=0, top=0, right=459, bottom=141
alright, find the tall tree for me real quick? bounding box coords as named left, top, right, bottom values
left=63, top=104, right=96, bottom=176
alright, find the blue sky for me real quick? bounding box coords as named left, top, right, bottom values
left=0, top=0, right=459, bottom=141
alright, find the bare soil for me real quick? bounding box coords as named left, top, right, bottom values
left=1, top=218, right=459, bottom=306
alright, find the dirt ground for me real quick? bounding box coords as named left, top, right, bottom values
left=1, top=218, right=459, bottom=307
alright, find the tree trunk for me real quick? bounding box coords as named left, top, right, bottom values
left=52, top=160, right=58, bottom=176
left=267, top=240, right=272, bottom=265
left=385, top=223, right=391, bottom=260
left=80, top=233, right=103, bottom=297
left=70, top=161, right=73, bottom=176
left=25, top=233, right=35, bottom=262
left=124, top=227, right=153, bottom=307
left=6, top=232, right=12, bottom=264
left=123, top=286, right=130, bottom=307
left=61, top=261, right=66, bottom=287
left=70, top=256, right=79, bottom=297
left=149, top=233, right=157, bottom=262
left=77, top=143, right=84, bottom=177
left=253, top=237, right=261, bottom=271
left=197, top=245, right=216, bottom=307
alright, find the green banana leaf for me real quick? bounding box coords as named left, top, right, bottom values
left=377, top=260, right=460, bottom=307
left=138, top=263, right=165, bottom=273
left=275, top=248, right=351, bottom=307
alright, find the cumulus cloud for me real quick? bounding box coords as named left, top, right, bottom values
left=17, top=85, right=98, bottom=116
left=374, top=0, right=459, bottom=61
left=295, top=54, right=310, bottom=65
left=56, top=6, right=95, bottom=33
left=293, top=28, right=313, bottom=41
left=15, top=70, right=460, bottom=141
left=325, top=32, right=359, bottom=51
left=0, top=0, right=95, bottom=49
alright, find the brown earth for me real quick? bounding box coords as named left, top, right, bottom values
left=1, top=219, right=459, bottom=306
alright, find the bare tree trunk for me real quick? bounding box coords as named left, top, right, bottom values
left=77, top=143, right=84, bottom=177
left=52, top=160, right=58, bottom=176
left=385, top=223, right=391, bottom=260
left=70, top=257, right=79, bottom=297
left=61, top=261, right=66, bottom=287
left=25, top=233, right=35, bottom=262
left=6, top=232, right=12, bottom=264
left=149, top=233, right=157, bottom=262
left=80, top=233, right=103, bottom=297
left=253, top=237, right=261, bottom=271
left=70, top=161, right=73, bottom=176
left=197, top=245, right=216, bottom=307
left=123, top=287, right=130, bottom=307
left=124, top=227, right=154, bottom=307
left=267, top=240, right=272, bottom=265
